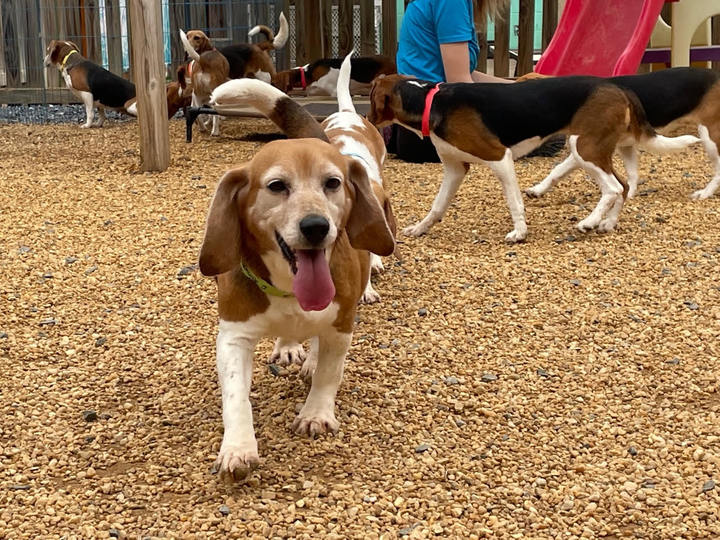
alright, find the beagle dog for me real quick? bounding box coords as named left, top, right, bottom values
left=211, top=53, right=396, bottom=304
left=526, top=67, right=715, bottom=200
left=44, top=40, right=136, bottom=127
left=198, top=137, right=395, bottom=481
left=368, top=74, right=698, bottom=239
left=272, top=55, right=396, bottom=96
left=122, top=81, right=191, bottom=120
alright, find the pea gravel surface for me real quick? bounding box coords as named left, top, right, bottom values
left=1, top=119, right=719, bottom=539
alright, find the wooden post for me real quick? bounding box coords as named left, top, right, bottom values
left=493, top=2, right=510, bottom=77
left=382, top=0, right=397, bottom=57
left=129, top=0, right=169, bottom=172
left=517, top=0, right=534, bottom=75
left=713, top=16, right=720, bottom=71
left=359, top=0, right=375, bottom=55
left=338, top=0, right=354, bottom=56
left=476, top=16, right=488, bottom=74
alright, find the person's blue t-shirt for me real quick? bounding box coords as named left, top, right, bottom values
left=397, top=0, right=479, bottom=83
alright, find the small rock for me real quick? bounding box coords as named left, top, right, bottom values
left=82, top=410, right=98, bottom=422
left=481, top=373, right=498, bottom=382
left=192, top=175, right=202, bottom=180
left=65, top=256, right=78, bottom=264
left=536, top=368, right=550, bottom=378
left=95, top=337, right=107, bottom=347
left=85, top=436, right=96, bottom=443
left=85, top=266, right=97, bottom=275
left=628, top=446, right=638, bottom=456
left=10, top=485, right=30, bottom=491
left=177, top=264, right=197, bottom=277
left=399, top=524, right=420, bottom=537
left=701, top=479, right=715, bottom=493
left=363, top=495, right=377, bottom=503
left=444, top=376, right=459, bottom=385
left=269, top=364, right=281, bottom=377
left=0, top=332, right=7, bottom=339
left=418, top=308, right=428, bottom=316
left=39, top=318, right=56, bottom=326
left=415, top=443, right=430, bottom=453
left=104, top=219, right=114, bottom=226
left=570, top=279, right=580, bottom=286
left=42, top=273, right=53, bottom=279
left=455, top=418, right=466, bottom=427
left=661, top=268, right=671, bottom=275
left=684, top=301, right=699, bottom=310
left=665, top=357, right=680, bottom=365
left=109, top=529, right=120, bottom=538
left=219, top=504, right=230, bottom=516
left=18, top=245, right=31, bottom=253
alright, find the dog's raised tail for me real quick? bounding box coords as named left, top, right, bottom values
left=336, top=51, right=355, bottom=113
left=179, top=30, right=200, bottom=62
left=249, top=12, right=288, bottom=50
left=210, top=78, right=328, bottom=141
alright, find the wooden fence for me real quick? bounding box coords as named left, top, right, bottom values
left=0, top=0, right=563, bottom=106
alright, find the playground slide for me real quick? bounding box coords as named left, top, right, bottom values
left=535, top=0, right=666, bottom=77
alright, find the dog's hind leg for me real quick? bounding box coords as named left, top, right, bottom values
left=402, top=157, right=469, bottom=237
left=525, top=154, right=577, bottom=198
left=569, top=135, right=624, bottom=232
left=618, top=145, right=640, bottom=198
left=95, top=105, right=107, bottom=127
left=269, top=337, right=306, bottom=367
left=692, top=124, right=720, bottom=199
left=360, top=275, right=380, bottom=304
left=488, top=148, right=528, bottom=243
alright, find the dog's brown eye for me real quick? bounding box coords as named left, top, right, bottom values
left=325, top=177, right=341, bottom=190
left=267, top=180, right=288, bottom=193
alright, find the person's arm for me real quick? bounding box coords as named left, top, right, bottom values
left=439, top=42, right=474, bottom=83
left=471, top=70, right=514, bottom=83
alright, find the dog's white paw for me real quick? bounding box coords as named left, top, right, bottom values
left=298, top=355, right=317, bottom=381
left=80, top=123, right=91, bottom=129
left=269, top=341, right=306, bottom=366
left=597, top=218, right=617, bottom=233
left=403, top=220, right=434, bottom=237
left=690, top=189, right=712, bottom=200
left=213, top=444, right=260, bottom=482
left=292, top=407, right=339, bottom=437
left=370, top=255, right=384, bottom=275
left=576, top=217, right=600, bottom=232
left=524, top=186, right=545, bottom=198
left=504, top=227, right=527, bottom=243
left=360, top=286, right=380, bottom=305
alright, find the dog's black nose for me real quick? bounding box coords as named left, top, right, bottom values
left=299, top=214, right=330, bottom=245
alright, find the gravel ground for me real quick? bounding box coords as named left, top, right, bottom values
left=1, top=119, right=719, bottom=538
left=0, top=104, right=134, bottom=125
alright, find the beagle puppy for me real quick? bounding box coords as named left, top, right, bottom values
left=272, top=55, right=396, bottom=96
left=368, top=74, right=698, bottom=239
left=44, top=40, right=136, bottom=128
left=198, top=138, right=395, bottom=481
left=526, top=67, right=715, bottom=200
left=211, top=53, right=396, bottom=304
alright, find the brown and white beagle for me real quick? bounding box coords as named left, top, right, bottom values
left=525, top=68, right=715, bottom=200
left=44, top=40, right=136, bottom=128
left=368, top=74, right=698, bottom=239
left=272, top=55, right=396, bottom=96
left=198, top=138, right=395, bottom=481
left=211, top=53, right=396, bottom=304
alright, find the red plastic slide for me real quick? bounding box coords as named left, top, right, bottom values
left=535, top=0, right=666, bottom=77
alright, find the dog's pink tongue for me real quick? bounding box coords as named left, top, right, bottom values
left=292, top=250, right=335, bottom=311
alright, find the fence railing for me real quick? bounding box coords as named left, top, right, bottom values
left=1, top=0, right=561, bottom=106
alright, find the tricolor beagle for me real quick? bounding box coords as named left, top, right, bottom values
left=44, top=40, right=136, bottom=128
left=368, top=74, right=698, bottom=239
left=272, top=55, right=396, bottom=96
left=211, top=53, right=397, bottom=304
left=526, top=68, right=715, bottom=200
left=198, top=137, right=395, bottom=481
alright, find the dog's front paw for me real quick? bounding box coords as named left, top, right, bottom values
left=213, top=444, right=260, bottom=482
left=524, top=186, right=545, bottom=198
left=269, top=340, right=306, bottom=366
left=292, top=408, right=339, bottom=437
left=504, top=227, right=527, bottom=243
left=298, top=355, right=317, bottom=381
left=576, top=217, right=599, bottom=232
left=597, top=218, right=617, bottom=233
left=402, top=222, right=430, bottom=237
left=690, top=189, right=712, bottom=200
left=80, top=123, right=92, bottom=129
left=360, top=286, right=380, bottom=304
left=370, top=254, right=384, bottom=274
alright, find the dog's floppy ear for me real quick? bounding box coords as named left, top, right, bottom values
left=367, top=78, right=392, bottom=126
left=344, top=158, right=395, bottom=256
left=199, top=167, right=250, bottom=276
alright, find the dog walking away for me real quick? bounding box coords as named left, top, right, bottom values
left=527, top=67, right=714, bottom=200
left=368, top=74, right=699, bottom=239
left=45, top=40, right=136, bottom=128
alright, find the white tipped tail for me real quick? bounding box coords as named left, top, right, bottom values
left=640, top=134, right=700, bottom=153
left=273, top=12, right=289, bottom=49
left=336, top=51, right=354, bottom=113
left=179, top=30, right=200, bottom=62
left=211, top=78, right=284, bottom=115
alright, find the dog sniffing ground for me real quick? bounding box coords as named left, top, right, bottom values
left=1, top=119, right=719, bottom=538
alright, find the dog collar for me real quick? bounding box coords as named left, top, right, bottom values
left=297, top=66, right=307, bottom=89
left=342, top=151, right=372, bottom=169
left=421, top=83, right=441, bottom=137
left=240, top=261, right=293, bottom=298
left=61, top=50, right=78, bottom=70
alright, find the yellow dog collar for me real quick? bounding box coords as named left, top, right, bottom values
left=240, top=262, right=293, bottom=298
left=60, top=50, right=78, bottom=70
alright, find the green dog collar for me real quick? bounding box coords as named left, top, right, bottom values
left=240, top=262, right=293, bottom=298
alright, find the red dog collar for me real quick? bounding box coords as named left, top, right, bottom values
left=421, top=84, right=440, bottom=137
left=297, top=66, right=307, bottom=89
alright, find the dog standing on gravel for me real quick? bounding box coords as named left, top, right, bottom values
left=368, top=74, right=699, bottom=239
left=198, top=138, right=395, bottom=481
left=44, top=40, right=136, bottom=128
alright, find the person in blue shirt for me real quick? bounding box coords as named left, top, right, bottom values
left=390, top=0, right=511, bottom=162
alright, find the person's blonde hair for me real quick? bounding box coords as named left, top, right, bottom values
left=474, top=0, right=510, bottom=26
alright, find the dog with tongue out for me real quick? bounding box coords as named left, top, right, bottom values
left=198, top=138, right=395, bottom=482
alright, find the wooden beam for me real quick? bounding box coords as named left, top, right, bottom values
left=493, top=3, right=510, bottom=77
left=476, top=16, right=488, bottom=74
left=338, top=0, right=354, bottom=56
left=321, top=0, right=332, bottom=56
left=541, top=0, right=558, bottom=51
left=298, top=0, right=322, bottom=64
left=517, top=0, right=534, bottom=75
left=713, top=16, right=720, bottom=71
left=382, top=0, right=397, bottom=57
left=359, top=0, right=375, bottom=55
left=129, top=0, right=169, bottom=172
